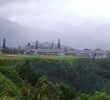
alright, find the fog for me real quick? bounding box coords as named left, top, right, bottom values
left=0, top=0, right=110, bottom=49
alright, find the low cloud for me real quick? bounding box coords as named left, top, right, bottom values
left=0, top=0, right=110, bottom=43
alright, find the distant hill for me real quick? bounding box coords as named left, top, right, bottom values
left=0, top=17, right=33, bottom=47
left=0, top=17, right=61, bottom=47
left=0, top=17, right=110, bottom=49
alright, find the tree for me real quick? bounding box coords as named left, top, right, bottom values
left=76, top=92, right=110, bottom=100
left=57, top=39, right=61, bottom=49
left=58, top=82, right=77, bottom=100
left=50, top=41, right=54, bottom=49
left=26, top=43, right=31, bottom=49
left=2, top=38, right=6, bottom=49
left=2, top=47, right=11, bottom=53
left=35, top=40, right=38, bottom=49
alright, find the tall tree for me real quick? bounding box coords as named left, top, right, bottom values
left=35, top=40, right=38, bottom=49
left=50, top=41, right=54, bottom=49
left=26, top=43, right=31, bottom=49
left=57, top=39, right=61, bottom=49
left=2, top=38, right=6, bottom=49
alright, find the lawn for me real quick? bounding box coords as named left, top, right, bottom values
left=0, top=54, right=87, bottom=60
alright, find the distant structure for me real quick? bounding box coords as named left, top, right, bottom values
left=35, top=40, right=38, bottom=49
left=57, top=39, right=61, bottom=49
left=24, top=39, right=65, bottom=56
left=23, top=39, right=110, bottom=58
left=65, top=48, right=110, bottom=58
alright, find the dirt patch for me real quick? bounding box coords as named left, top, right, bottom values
left=3, top=55, right=16, bottom=59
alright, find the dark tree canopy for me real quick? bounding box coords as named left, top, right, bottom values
left=2, top=38, right=6, bottom=49
left=50, top=41, right=54, bottom=49
left=57, top=39, right=61, bottom=49
left=35, top=40, right=38, bottom=49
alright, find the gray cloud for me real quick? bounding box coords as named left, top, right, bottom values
left=0, top=0, right=14, bottom=6
left=0, top=0, right=30, bottom=6
left=0, top=0, right=110, bottom=45
left=0, top=0, right=83, bottom=26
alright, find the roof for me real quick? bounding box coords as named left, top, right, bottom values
left=66, top=49, right=80, bottom=53
left=80, top=49, right=94, bottom=54
left=66, top=49, right=108, bottom=54
left=24, top=49, right=37, bottom=52
left=94, top=50, right=107, bottom=54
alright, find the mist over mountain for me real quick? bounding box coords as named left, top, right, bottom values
left=0, top=17, right=110, bottom=50
left=0, top=17, right=60, bottom=47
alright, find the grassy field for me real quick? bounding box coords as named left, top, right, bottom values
left=0, top=54, right=87, bottom=60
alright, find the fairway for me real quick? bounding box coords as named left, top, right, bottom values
left=0, top=54, right=87, bottom=60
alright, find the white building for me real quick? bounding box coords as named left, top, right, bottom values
left=38, top=49, right=65, bottom=56
left=24, top=49, right=38, bottom=55
left=65, top=49, right=110, bottom=58
left=65, top=49, right=80, bottom=56
left=24, top=48, right=65, bottom=56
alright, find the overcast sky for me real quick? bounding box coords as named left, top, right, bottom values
left=0, top=0, right=110, bottom=29
left=1, top=0, right=110, bottom=48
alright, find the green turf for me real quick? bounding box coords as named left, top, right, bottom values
left=0, top=54, right=88, bottom=60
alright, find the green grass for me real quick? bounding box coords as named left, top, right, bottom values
left=0, top=54, right=88, bottom=60
left=0, top=73, right=18, bottom=96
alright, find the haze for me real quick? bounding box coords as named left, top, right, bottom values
left=0, top=0, right=110, bottom=49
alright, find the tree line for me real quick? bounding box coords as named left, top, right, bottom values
left=1, top=38, right=62, bottom=54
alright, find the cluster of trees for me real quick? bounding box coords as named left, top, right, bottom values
left=1, top=58, right=110, bottom=99
left=1, top=38, right=24, bottom=54
left=26, top=38, right=61, bottom=50
left=0, top=64, right=76, bottom=99
left=16, top=58, right=110, bottom=94
left=2, top=47, right=23, bottom=54
left=1, top=38, right=62, bottom=54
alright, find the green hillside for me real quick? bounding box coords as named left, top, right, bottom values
left=0, top=54, right=110, bottom=99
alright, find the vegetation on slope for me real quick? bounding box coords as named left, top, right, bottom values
left=1, top=55, right=110, bottom=99
left=0, top=73, right=18, bottom=97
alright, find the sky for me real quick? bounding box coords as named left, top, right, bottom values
left=0, top=0, right=110, bottom=28
left=1, top=0, right=110, bottom=49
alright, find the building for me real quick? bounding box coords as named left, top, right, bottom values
left=65, top=49, right=80, bottom=56
left=79, top=49, right=94, bottom=57
left=24, top=49, right=38, bottom=55
left=24, top=48, right=65, bottom=56
left=65, top=48, right=110, bottom=58
left=93, top=49, right=108, bottom=58
left=37, top=49, right=65, bottom=56
left=24, top=39, right=64, bottom=56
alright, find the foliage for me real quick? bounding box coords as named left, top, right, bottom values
left=18, top=76, right=61, bottom=100
left=0, top=66, right=25, bottom=87
left=2, top=47, right=19, bottom=54
left=16, top=59, right=46, bottom=85
left=1, top=56, right=110, bottom=99
left=15, top=58, right=110, bottom=94
left=35, top=76, right=61, bottom=100
left=103, top=81, right=110, bottom=95
left=76, top=92, right=110, bottom=100
left=58, top=82, right=77, bottom=100
left=0, top=73, right=18, bottom=97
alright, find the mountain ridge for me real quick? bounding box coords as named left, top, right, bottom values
left=0, top=17, right=110, bottom=50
